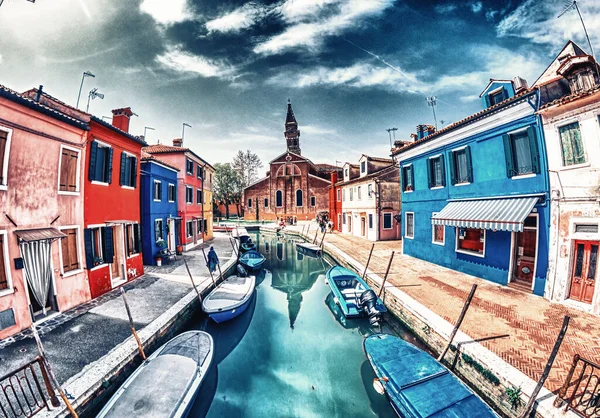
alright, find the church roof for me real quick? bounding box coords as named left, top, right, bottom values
left=286, top=100, right=297, bottom=124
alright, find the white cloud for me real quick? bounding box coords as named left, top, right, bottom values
left=471, top=2, right=483, bottom=13
left=434, top=4, right=457, bottom=14
left=459, top=94, right=480, bottom=102
left=485, top=9, right=498, bottom=21
left=302, top=125, right=337, bottom=135
left=206, top=2, right=266, bottom=34
left=140, top=0, right=192, bottom=25
left=155, top=46, right=235, bottom=79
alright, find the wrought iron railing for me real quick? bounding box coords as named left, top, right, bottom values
left=555, top=354, right=600, bottom=418
left=0, top=357, right=58, bottom=417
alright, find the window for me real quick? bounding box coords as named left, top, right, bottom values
left=59, top=146, right=79, bottom=193
left=368, top=184, right=373, bottom=197
left=368, top=214, right=373, bottom=229
left=119, top=152, right=137, bottom=188
left=343, top=189, right=346, bottom=201
left=60, top=228, right=80, bottom=273
left=358, top=186, right=362, bottom=200
left=125, top=224, right=140, bottom=256
left=186, top=186, right=193, bottom=204
left=559, top=122, right=586, bottom=166
left=153, top=180, right=162, bottom=201
left=344, top=168, right=349, bottom=178
left=296, top=189, right=303, bottom=207
left=168, top=184, right=175, bottom=202
left=248, top=198, right=252, bottom=208
left=89, top=141, right=113, bottom=184
left=449, top=147, right=473, bottom=185
left=84, top=227, right=114, bottom=269
left=456, top=228, right=485, bottom=256
left=488, top=88, right=506, bottom=106
left=197, top=165, right=204, bottom=179
left=568, top=69, right=595, bottom=93
left=383, top=213, right=393, bottom=229
left=402, top=165, right=414, bottom=192
left=310, top=196, right=316, bottom=207
left=276, top=190, right=283, bottom=207
left=197, top=220, right=203, bottom=235
left=0, top=128, right=11, bottom=188
left=349, top=188, right=353, bottom=201
left=405, top=212, right=414, bottom=238
left=575, top=224, right=599, bottom=233
left=155, top=219, right=164, bottom=241
left=337, top=189, right=341, bottom=202
left=264, top=198, right=269, bottom=208
left=503, top=128, right=540, bottom=177
left=186, top=159, right=194, bottom=175
left=186, top=221, right=193, bottom=237
left=361, top=161, right=366, bottom=173
left=197, top=189, right=202, bottom=205
left=0, top=231, right=11, bottom=291
left=428, top=155, right=445, bottom=188
left=343, top=213, right=346, bottom=225
left=431, top=213, right=444, bottom=245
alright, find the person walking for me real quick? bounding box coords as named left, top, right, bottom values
left=207, top=246, right=219, bottom=273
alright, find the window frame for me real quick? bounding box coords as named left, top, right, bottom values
left=153, top=180, right=162, bottom=201
left=431, top=212, right=445, bottom=246
left=360, top=161, right=366, bottom=173
left=155, top=219, right=164, bottom=241
left=0, top=230, right=14, bottom=295
left=90, top=139, right=112, bottom=185
left=0, top=126, right=12, bottom=191
left=337, top=189, right=341, bottom=202
left=185, top=186, right=193, bottom=204
left=125, top=223, right=140, bottom=258
left=557, top=120, right=588, bottom=168
left=88, top=226, right=104, bottom=268
left=455, top=227, right=486, bottom=258
left=402, top=164, right=414, bottom=192
left=264, top=198, right=269, bottom=208
left=168, top=183, right=176, bottom=202
left=197, top=164, right=203, bottom=179
left=58, top=226, right=83, bottom=276
left=310, top=196, right=316, bottom=207
left=450, top=146, right=473, bottom=186
left=503, top=127, right=540, bottom=179
left=368, top=214, right=373, bottom=229
left=197, top=188, right=202, bottom=205
left=368, top=184, right=373, bottom=198
left=295, top=189, right=303, bottom=207
left=428, top=155, right=445, bottom=189
left=186, top=159, right=194, bottom=175
left=383, top=212, right=393, bottom=230
left=120, top=151, right=137, bottom=189
left=276, top=190, right=283, bottom=207
left=57, top=144, right=81, bottom=195
left=405, top=212, right=414, bottom=239
left=186, top=220, right=193, bottom=238
left=248, top=198, right=253, bottom=208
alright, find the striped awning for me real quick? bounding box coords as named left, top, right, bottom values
left=431, top=196, right=539, bottom=232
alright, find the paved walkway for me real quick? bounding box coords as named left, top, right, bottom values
left=288, top=222, right=600, bottom=393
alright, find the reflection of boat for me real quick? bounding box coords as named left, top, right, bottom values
left=202, top=273, right=256, bottom=323
left=239, top=250, right=265, bottom=271
left=97, top=331, right=213, bottom=418
left=240, top=241, right=256, bottom=252
left=364, top=334, right=498, bottom=418
left=324, top=292, right=373, bottom=335
left=296, top=242, right=322, bottom=257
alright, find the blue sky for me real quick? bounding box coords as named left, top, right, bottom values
left=0, top=0, right=598, bottom=167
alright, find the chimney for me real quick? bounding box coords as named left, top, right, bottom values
left=410, top=133, right=418, bottom=142
left=173, top=138, right=183, bottom=147
left=330, top=171, right=338, bottom=184
left=111, top=107, right=133, bottom=133
left=416, top=124, right=436, bottom=140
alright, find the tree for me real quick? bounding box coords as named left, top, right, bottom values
left=213, top=163, right=242, bottom=219
left=232, top=150, right=263, bottom=189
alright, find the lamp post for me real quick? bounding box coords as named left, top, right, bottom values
left=76, top=71, right=95, bottom=109
left=182, top=122, right=192, bottom=140
left=85, top=88, right=104, bottom=113
left=143, top=126, right=155, bottom=142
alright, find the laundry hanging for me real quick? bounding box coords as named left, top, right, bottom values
left=19, top=239, right=53, bottom=314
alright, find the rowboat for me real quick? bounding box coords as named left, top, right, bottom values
left=239, top=250, right=265, bottom=271
left=325, top=266, right=386, bottom=326
left=97, top=331, right=213, bottom=418
left=296, top=241, right=322, bottom=256
left=240, top=241, right=256, bottom=252
left=231, top=227, right=250, bottom=241
left=364, top=334, right=498, bottom=418
left=202, top=271, right=256, bottom=323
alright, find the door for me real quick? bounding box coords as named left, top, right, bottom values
left=348, top=216, right=352, bottom=233
left=511, top=215, right=538, bottom=289
left=361, top=217, right=366, bottom=237
left=569, top=241, right=598, bottom=303
left=111, top=226, right=121, bottom=282
left=168, top=219, right=176, bottom=251
left=193, top=220, right=198, bottom=245
left=21, top=240, right=57, bottom=321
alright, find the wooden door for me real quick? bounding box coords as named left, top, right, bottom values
left=111, top=227, right=120, bottom=280
left=361, top=217, right=366, bottom=236
left=514, top=229, right=537, bottom=284
left=569, top=241, right=598, bottom=304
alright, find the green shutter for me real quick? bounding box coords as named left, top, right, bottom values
left=132, top=157, right=138, bottom=188
left=102, top=227, right=114, bottom=264
left=502, top=134, right=514, bottom=177
left=439, top=154, right=446, bottom=186
left=134, top=224, right=141, bottom=253
left=119, top=152, right=126, bottom=186
left=465, top=146, right=473, bottom=183
left=88, top=141, right=98, bottom=181
left=427, top=159, right=433, bottom=188
left=107, top=148, right=113, bottom=184
left=448, top=151, right=456, bottom=185
left=527, top=126, right=540, bottom=173
left=84, top=229, right=94, bottom=269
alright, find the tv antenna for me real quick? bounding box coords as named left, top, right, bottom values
left=0, top=0, right=35, bottom=7
left=386, top=128, right=398, bottom=149
left=427, top=96, right=438, bottom=130
left=86, top=88, right=104, bottom=113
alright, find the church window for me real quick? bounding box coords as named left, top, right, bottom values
left=248, top=198, right=252, bottom=208
left=264, top=198, right=269, bottom=208
left=310, top=196, right=316, bottom=207
left=276, top=190, right=283, bottom=207
left=295, top=189, right=303, bottom=207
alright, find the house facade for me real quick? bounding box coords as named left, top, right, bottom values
left=203, top=165, right=214, bottom=241
left=0, top=86, right=91, bottom=339
left=328, top=170, right=342, bottom=231
left=394, top=82, right=551, bottom=296
left=140, top=152, right=180, bottom=266
left=338, top=155, right=401, bottom=241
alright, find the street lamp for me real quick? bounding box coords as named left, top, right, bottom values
left=182, top=122, right=192, bottom=140
left=144, top=126, right=155, bottom=142
left=76, top=71, right=95, bottom=109
left=86, top=88, right=104, bottom=113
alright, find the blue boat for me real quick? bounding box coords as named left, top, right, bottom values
left=240, top=241, right=256, bottom=252
left=202, top=270, right=256, bottom=323
left=364, top=334, right=499, bottom=418
left=239, top=250, right=265, bottom=271
left=325, top=265, right=387, bottom=325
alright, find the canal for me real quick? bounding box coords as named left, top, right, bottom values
left=186, top=232, right=425, bottom=417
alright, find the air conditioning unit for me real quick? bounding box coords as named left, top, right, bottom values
left=513, top=76, right=529, bottom=93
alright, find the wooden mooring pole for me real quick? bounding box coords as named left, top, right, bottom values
left=312, top=227, right=319, bottom=244
left=520, top=315, right=570, bottom=418
left=120, top=287, right=146, bottom=361
left=377, top=251, right=395, bottom=298
left=31, top=326, right=79, bottom=417
left=319, top=229, right=328, bottom=248
left=438, top=284, right=477, bottom=362
left=200, top=246, right=217, bottom=287
left=183, top=256, right=203, bottom=305
left=362, top=243, right=375, bottom=280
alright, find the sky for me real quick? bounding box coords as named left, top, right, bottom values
left=1, top=0, right=599, bottom=169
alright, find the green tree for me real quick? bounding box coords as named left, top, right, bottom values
left=213, top=163, right=242, bottom=219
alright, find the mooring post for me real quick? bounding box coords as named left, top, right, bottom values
left=200, top=247, right=217, bottom=288
left=312, top=227, right=319, bottom=244
left=377, top=251, right=395, bottom=298
left=362, top=243, right=375, bottom=280
left=438, top=284, right=477, bottom=362
left=120, top=287, right=146, bottom=360
left=306, top=224, right=310, bottom=238
left=319, top=229, right=328, bottom=248
left=520, top=315, right=570, bottom=418
left=183, top=256, right=203, bottom=305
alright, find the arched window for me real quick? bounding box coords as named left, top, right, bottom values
left=276, top=190, right=283, bottom=207
left=296, top=189, right=303, bottom=207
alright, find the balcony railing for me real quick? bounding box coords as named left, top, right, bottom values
left=555, top=354, right=600, bottom=418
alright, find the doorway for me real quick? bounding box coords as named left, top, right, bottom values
left=168, top=219, right=176, bottom=252
left=568, top=241, right=598, bottom=304
left=21, top=240, right=58, bottom=322
left=510, top=214, right=538, bottom=292
left=111, top=225, right=125, bottom=287
left=361, top=217, right=366, bottom=237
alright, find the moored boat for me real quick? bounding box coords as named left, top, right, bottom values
left=202, top=269, right=256, bottom=323
left=97, top=331, right=213, bottom=418
left=240, top=241, right=256, bottom=252
left=364, top=333, right=499, bottom=417
left=325, top=265, right=386, bottom=325
left=296, top=241, right=322, bottom=256
left=239, top=250, right=266, bottom=271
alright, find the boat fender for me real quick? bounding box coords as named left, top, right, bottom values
left=237, top=264, right=248, bottom=277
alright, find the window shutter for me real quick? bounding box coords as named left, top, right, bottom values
left=439, top=154, right=446, bottom=186
left=401, top=167, right=406, bottom=190
left=502, top=134, right=514, bottom=177
left=427, top=159, right=433, bottom=188
left=88, top=141, right=98, bottom=181
left=448, top=152, right=456, bottom=185
left=132, top=157, right=138, bottom=187
left=107, top=148, right=114, bottom=184
left=501, top=88, right=508, bottom=101
left=465, top=146, right=473, bottom=183
left=134, top=224, right=141, bottom=253
left=119, top=152, right=126, bottom=186
left=527, top=126, right=540, bottom=173
left=484, top=94, right=491, bottom=108
left=158, top=181, right=162, bottom=199
left=68, top=151, right=78, bottom=191
left=84, top=228, right=94, bottom=269
left=59, top=151, right=69, bottom=191
left=102, top=227, right=114, bottom=264
left=68, top=230, right=78, bottom=269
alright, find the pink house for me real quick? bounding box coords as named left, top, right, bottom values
left=0, top=86, right=91, bottom=339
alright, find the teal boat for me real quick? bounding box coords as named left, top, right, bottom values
left=364, top=334, right=498, bottom=418
left=325, top=266, right=386, bottom=326
left=239, top=250, right=265, bottom=271
left=240, top=241, right=256, bottom=252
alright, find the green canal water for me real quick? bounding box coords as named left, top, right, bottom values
left=188, top=232, right=425, bottom=417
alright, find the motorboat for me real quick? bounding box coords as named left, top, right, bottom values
left=239, top=250, right=266, bottom=271
left=202, top=267, right=256, bottom=323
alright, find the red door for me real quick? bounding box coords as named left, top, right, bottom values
left=569, top=241, right=598, bottom=303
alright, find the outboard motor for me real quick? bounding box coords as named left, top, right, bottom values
left=358, top=289, right=382, bottom=327
left=237, top=264, right=248, bottom=277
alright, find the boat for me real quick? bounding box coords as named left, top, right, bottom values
left=240, top=241, right=256, bottom=252
left=97, top=331, right=213, bottom=418
left=296, top=241, right=322, bottom=256
left=325, top=265, right=386, bottom=325
left=364, top=333, right=499, bottom=417
left=231, top=227, right=250, bottom=240
left=239, top=250, right=266, bottom=271
left=202, top=268, right=256, bottom=323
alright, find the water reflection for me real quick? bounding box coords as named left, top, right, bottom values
left=325, top=292, right=374, bottom=337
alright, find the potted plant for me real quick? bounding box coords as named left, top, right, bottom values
left=92, top=257, right=103, bottom=267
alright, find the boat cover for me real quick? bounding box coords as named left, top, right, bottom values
left=203, top=275, right=255, bottom=312
left=240, top=250, right=265, bottom=268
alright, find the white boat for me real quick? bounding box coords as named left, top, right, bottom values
left=202, top=271, right=256, bottom=323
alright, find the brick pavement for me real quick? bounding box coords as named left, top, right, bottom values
left=290, top=223, right=600, bottom=393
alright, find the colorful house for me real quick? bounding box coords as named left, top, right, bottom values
left=0, top=85, right=91, bottom=339
left=140, top=152, right=179, bottom=266
left=393, top=78, right=551, bottom=296
left=328, top=170, right=342, bottom=232
left=144, top=139, right=214, bottom=251
left=202, top=164, right=214, bottom=240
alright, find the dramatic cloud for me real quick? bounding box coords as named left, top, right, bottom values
left=434, top=4, right=457, bottom=14
left=155, top=46, right=235, bottom=79
left=205, top=2, right=267, bottom=34
left=471, top=2, right=483, bottom=13
left=140, top=0, right=192, bottom=25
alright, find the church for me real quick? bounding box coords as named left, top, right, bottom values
left=243, top=101, right=340, bottom=222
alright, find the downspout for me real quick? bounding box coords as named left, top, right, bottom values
left=376, top=179, right=381, bottom=241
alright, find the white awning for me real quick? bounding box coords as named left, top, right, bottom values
left=431, top=196, right=539, bottom=232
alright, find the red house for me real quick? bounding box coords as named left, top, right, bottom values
left=84, top=109, right=146, bottom=298
left=328, top=170, right=342, bottom=231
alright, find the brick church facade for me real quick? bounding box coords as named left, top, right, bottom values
left=243, top=101, right=339, bottom=222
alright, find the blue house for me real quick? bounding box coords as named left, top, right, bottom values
left=393, top=77, right=550, bottom=296
left=140, top=152, right=180, bottom=266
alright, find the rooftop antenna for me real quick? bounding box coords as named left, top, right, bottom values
left=182, top=122, right=192, bottom=140
left=144, top=126, right=155, bottom=142
left=558, top=0, right=599, bottom=84
left=101, top=116, right=111, bottom=121
left=427, top=96, right=438, bottom=130
left=76, top=71, right=95, bottom=109
left=386, top=128, right=398, bottom=149
left=85, top=87, right=104, bottom=113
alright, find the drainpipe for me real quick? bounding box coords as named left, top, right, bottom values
left=376, top=179, right=381, bottom=241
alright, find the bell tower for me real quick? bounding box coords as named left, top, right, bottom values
left=284, top=99, right=301, bottom=155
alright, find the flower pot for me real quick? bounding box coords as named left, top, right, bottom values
left=176, top=245, right=183, bottom=255
left=156, top=258, right=162, bottom=267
